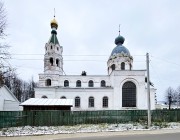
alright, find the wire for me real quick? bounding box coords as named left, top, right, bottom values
left=150, top=60, right=179, bottom=84
left=11, top=53, right=146, bottom=57
left=151, top=55, right=180, bottom=67
left=10, top=58, right=145, bottom=62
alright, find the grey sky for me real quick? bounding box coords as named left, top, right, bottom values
left=4, top=0, right=180, bottom=101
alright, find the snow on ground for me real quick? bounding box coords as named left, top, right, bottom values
left=0, top=122, right=180, bottom=137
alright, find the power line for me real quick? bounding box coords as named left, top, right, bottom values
left=150, top=61, right=179, bottom=84
left=151, top=55, right=180, bottom=67
left=11, top=53, right=145, bottom=57
left=10, top=58, right=145, bottom=62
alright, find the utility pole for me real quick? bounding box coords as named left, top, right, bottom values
left=146, top=53, right=151, bottom=127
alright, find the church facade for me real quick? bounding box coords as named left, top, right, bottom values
left=35, top=17, right=156, bottom=111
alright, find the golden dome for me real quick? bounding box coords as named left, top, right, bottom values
left=50, top=18, right=58, bottom=29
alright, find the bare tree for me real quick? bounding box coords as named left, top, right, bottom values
left=0, top=1, right=6, bottom=38
left=0, top=1, right=12, bottom=86
left=176, top=86, right=180, bottom=107
left=0, top=2, right=37, bottom=102
left=165, top=87, right=176, bottom=110
left=28, top=77, right=37, bottom=98
left=21, top=78, right=37, bottom=101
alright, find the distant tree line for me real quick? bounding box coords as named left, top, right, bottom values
left=3, top=72, right=37, bottom=102
left=164, top=86, right=180, bottom=110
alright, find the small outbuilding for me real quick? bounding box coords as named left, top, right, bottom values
left=0, top=85, right=20, bottom=111
left=20, top=98, right=73, bottom=111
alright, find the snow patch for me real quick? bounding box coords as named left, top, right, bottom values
left=0, top=123, right=180, bottom=137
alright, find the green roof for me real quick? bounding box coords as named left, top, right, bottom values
left=48, top=30, right=59, bottom=45
left=49, top=34, right=59, bottom=45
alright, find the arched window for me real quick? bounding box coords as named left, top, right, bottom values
left=103, top=96, right=108, bottom=107
left=76, top=80, right=81, bottom=87
left=60, top=96, right=66, bottom=99
left=46, top=79, right=51, bottom=86
left=57, top=47, right=59, bottom=51
left=50, top=57, right=53, bottom=66
left=101, top=80, right=106, bottom=87
left=89, top=96, right=94, bottom=107
left=56, top=59, right=59, bottom=67
left=121, top=62, right=125, bottom=70
left=42, top=95, right=48, bottom=98
left=88, top=80, right=94, bottom=87
left=64, top=80, right=69, bottom=87
left=75, top=96, right=80, bottom=107
left=122, top=81, right=136, bottom=107
left=51, top=45, right=53, bottom=49
left=111, top=64, right=115, bottom=70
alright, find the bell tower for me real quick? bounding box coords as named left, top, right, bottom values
left=44, top=16, right=63, bottom=75
left=38, top=16, right=63, bottom=87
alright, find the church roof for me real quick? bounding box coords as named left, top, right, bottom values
left=50, top=18, right=58, bottom=29
left=111, top=44, right=130, bottom=56
left=48, top=32, right=59, bottom=45
left=48, top=16, right=59, bottom=45
left=110, top=34, right=131, bottom=57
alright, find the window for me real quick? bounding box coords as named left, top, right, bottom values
left=122, top=81, right=136, bottom=107
left=76, top=80, right=81, bottom=87
left=121, top=62, right=125, bottom=70
left=89, top=96, right=94, bottom=107
left=46, top=79, right=51, bottom=86
left=75, top=96, right=80, bottom=107
left=56, top=59, right=59, bottom=67
left=42, top=95, right=48, bottom=98
left=50, top=57, right=53, bottom=66
left=46, top=47, right=47, bottom=51
left=51, top=45, right=53, bottom=49
left=60, top=96, right=66, bottom=99
left=101, top=80, right=106, bottom=87
left=57, top=47, right=59, bottom=51
left=88, top=80, right=94, bottom=87
left=103, top=96, right=108, bottom=108
left=111, top=64, right=115, bottom=70
left=64, top=80, right=69, bottom=87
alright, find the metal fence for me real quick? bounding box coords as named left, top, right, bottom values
left=0, top=110, right=180, bottom=128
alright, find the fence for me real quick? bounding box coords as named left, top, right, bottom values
left=0, top=110, right=180, bottom=128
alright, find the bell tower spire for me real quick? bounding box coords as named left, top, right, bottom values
left=44, top=15, right=63, bottom=75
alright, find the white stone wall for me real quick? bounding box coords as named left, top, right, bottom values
left=44, top=42, right=63, bottom=75
left=35, top=87, right=113, bottom=111
left=35, top=70, right=156, bottom=110
left=59, top=75, right=110, bottom=88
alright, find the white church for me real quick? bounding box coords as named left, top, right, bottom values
left=34, top=17, right=156, bottom=111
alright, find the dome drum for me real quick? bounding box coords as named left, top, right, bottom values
left=107, top=33, right=133, bottom=74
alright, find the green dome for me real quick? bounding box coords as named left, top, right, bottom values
left=115, top=35, right=125, bottom=45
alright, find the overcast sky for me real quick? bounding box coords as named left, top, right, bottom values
left=4, top=0, right=180, bottom=101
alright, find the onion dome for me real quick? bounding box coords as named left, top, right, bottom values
left=115, top=35, right=125, bottom=45
left=110, top=34, right=130, bottom=57
left=48, top=17, right=59, bottom=45
left=50, top=18, right=58, bottom=29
